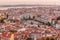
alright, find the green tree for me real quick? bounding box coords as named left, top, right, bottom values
left=10, top=30, right=17, bottom=34
left=26, top=38, right=32, bottom=40
left=46, top=22, right=51, bottom=26
left=46, top=37, right=50, bottom=40
left=50, top=38, right=54, bottom=40
left=42, top=37, right=44, bottom=40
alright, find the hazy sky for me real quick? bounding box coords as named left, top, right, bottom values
left=0, top=0, right=60, bottom=5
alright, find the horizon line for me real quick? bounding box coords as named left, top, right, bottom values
left=0, top=4, right=60, bottom=7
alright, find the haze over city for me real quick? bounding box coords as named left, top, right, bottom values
left=0, top=0, right=60, bottom=5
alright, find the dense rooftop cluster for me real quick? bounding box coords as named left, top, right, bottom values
left=0, top=6, right=60, bottom=40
